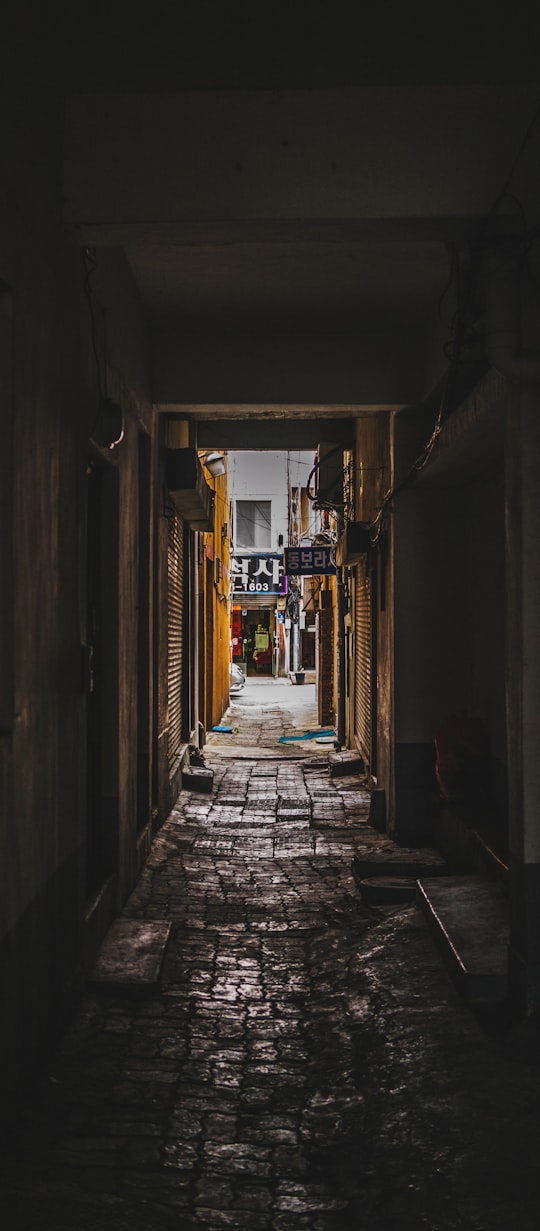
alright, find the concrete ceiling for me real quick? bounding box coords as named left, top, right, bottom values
left=125, top=237, right=448, bottom=335
left=30, top=2, right=540, bottom=421
left=22, top=3, right=540, bottom=94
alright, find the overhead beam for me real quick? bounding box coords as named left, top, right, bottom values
left=160, top=404, right=389, bottom=419
left=69, top=216, right=497, bottom=248
left=191, top=418, right=356, bottom=450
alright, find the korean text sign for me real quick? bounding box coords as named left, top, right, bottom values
left=231, top=554, right=287, bottom=594
left=284, top=546, right=336, bottom=576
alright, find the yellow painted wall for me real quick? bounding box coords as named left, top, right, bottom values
left=199, top=459, right=231, bottom=730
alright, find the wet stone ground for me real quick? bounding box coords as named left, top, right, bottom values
left=4, top=686, right=540, bottom=1229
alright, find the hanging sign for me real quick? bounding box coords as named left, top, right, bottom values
left=231, top=553, right=287, bottom=595
left=284, top=546, right=336, bottom=576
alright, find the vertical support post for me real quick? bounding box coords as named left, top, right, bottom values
left=335, top=506, right=346, bottom=748
left=506, top=386, right=540, bottom=1013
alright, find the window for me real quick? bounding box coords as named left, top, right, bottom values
left=235, top=500, right=271, bottom=549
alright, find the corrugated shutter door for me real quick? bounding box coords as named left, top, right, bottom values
left=167, top=512, right=185, bottom=769
left=354, top=559, right=371, bottom=764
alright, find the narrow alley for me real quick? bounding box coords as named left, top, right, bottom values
left=4, top=684, right=540, bottom=1231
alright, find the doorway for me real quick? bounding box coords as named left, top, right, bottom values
left=233, top=607, right=276, bottom=676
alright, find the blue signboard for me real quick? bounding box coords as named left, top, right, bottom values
left=284, top=546, right=336, bottom=576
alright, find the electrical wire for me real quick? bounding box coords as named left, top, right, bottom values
left=369, top=313, right=465, bottom=546
left=488, top=103, right=540, bottom=228
left=82, top=247, right=105, bottom=437
left=437, top=243, right=459, bottom=328
left=82, top=246, right=124, bottom=450
left=306, top=444, right=347, bottom=512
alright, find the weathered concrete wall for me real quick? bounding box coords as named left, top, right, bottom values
left=390, top=377, right=506, bottom=845
left=0, top=82, right=153, bottom=1121
left=505, top=387, right=540, bottom=1012
left=468, top=461, right=506, bottom=799
left=0, top=143, right=91, bottom=1114
left=85, top=249, right=154, bottom=901
left=394, top=485, right=472, bottom=741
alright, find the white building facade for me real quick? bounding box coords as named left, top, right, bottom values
left=228, top=450, right=315, bottom=677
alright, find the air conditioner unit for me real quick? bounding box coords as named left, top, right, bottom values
left=334, top=521, right=371, bottom=567
left=314, top=443, right=344, bottom=508
left=165, top=448, right=214, bottom=531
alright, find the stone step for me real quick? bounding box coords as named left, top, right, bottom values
left=89, top=920, right=172, bottom=990
left=329, top=749, right=365, bottom=777
left=182, top=766, right=214, bottom=792
left=358, top=876, right=418, bottom=905
left=416, top=875, right=509, bottom=1006
left=352, top=846, right=446, bottom=885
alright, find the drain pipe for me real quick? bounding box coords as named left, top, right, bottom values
left=484, top=244, right=540, bottom=384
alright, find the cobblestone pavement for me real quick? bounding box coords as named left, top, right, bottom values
left=4, top=683, right=540, bottom=1229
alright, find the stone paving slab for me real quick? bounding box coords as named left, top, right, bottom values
left=89, top=921, right=173, bottom=988
left=4, top=683, right=540, bottom=1229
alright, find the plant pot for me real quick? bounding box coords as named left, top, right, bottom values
left=294, top=671, right=306, bottom=685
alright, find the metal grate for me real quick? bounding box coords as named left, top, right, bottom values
left=354, top=558, right=371, bottom=765
left=167, top=512, right=185, bottom=768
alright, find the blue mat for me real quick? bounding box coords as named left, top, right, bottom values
left=279, top=728, right=336, bottom=743
left=212, top=725, right=234, bottom=733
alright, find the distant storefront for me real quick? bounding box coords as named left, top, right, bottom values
left=231, top=553, right=287, bottom=675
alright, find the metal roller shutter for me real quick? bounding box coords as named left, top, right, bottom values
left=167, top=512, right=185, bottom=769
left=354, top=558, right=371, bottom=765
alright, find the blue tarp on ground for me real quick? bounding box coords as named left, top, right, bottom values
left=279, top=728, right=336, bottom=744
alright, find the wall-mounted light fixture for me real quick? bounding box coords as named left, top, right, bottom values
left=91, top=396, right=125, bottom=451
left=201, top=450, right=226, bottom=478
